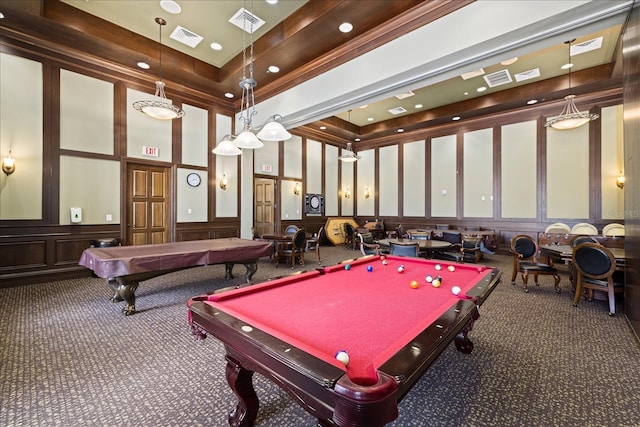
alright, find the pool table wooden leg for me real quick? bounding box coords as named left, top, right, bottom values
left=454, top=308, right=480, bottom=354
left=107, top=277, right=137, bottom=316
left=226, top=355, right=259, bottom=427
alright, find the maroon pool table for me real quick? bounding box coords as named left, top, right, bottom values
left=188, top=254, right=501, bottom=426
left=79, top=238, right=272, bottom=315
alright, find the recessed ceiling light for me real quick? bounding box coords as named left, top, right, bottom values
left=414, top=104, right=423, bottom=109
left=339, top=22, right=353, bottom=33
left=266, top=0, right=278, bottom=4
left=359, top=105, right=368, bottom=109
left=268, top=65, right=280, bottom=73
left=452, top=116, right=461, bottom=121
left=137, top=61, right=150, bottom=69
left=367, top=117, right=374, bottom=121
left=561, top=62, right=574, bottom=70
left=500, top=57, right=518, bottom=65
left=464, top=92, right=469, bottom=96
left=477, top=86, right=487, bottom=92
left=527, top=99, right=538, bottom=105
left=160, top=0, right=181, bottom=14
left=210, top=42, right=222, bottom=51
left=397, top=129, right=404, bottom=133
left=0, top=12, right=4, bottom=19
left=354, top=138, right=361, bottom=142
left=319, top=126, right=327, bottom=130
left=224, top=93, right=234, bottom=98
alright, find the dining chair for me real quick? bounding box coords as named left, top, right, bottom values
left=274, top=229, right=306, bottom=268
left=357, top=232, right=380, bottom=256
left=304, top=226, right=323, bottom=264
left=343, top=223, right=356, bottom=250
left=602, top=223, right=625, bottom=237
left=544, top=222, right=571, bottom=233
left=570, top=223, right=598, bottom=235
left=509, top=234, right=561, bottom=293
left=283, top=225, right=300, bottom=236
left=389, top=241, right=420, bottom=257
left=572, top=243, right=624, bottom=316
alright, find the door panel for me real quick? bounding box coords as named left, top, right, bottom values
left=254, top=178, right=275, bottom=237
left=127, top=163, right=170, bottom=245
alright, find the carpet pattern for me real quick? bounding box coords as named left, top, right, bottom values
left=1, top=246, right=639, bottom=427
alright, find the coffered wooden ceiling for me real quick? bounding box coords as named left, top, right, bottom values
left=0, top=0, right=632, bottom=147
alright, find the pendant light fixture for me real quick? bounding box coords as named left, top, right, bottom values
left=338, top=110, right=360, bottom=163
left=545, top=39, right=598, bottom=130
left=213, top=0, right=291, bottom=156
left=133, top=17, right=185, bottom=120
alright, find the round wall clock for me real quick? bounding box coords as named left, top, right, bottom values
left=186, top=172, right=201, bottom=187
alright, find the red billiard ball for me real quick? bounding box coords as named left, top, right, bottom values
left=409, top=280, right=419, bottom=289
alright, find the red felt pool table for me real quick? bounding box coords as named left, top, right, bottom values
left=188, top=255, right=501, bottom=426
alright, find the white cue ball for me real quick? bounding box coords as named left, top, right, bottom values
left=451, top=286, right=461, bottom=296
left=435, top=264, right=442, bottom=271
left=335, top=350, right=350, bottom=365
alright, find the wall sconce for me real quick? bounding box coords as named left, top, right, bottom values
left=219, top=174, right=228, bottom=190
left=616, top=171, right=625, bottom=189
left=293, top=183, right=301, bottom=196
left=344, top=187, right=351, bottom=199
left=364, top=187, right=370, bottom=199
left=2, top=150, right=15, bottom=175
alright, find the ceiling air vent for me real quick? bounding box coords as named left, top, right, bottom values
left=395, top=91, right=415, bottom=100
left=170, top=26, right=203, bottom=48
left=388, top=106, right=407, bottom=115
left=514, top=68, right=540, bottom=82
left=483, top=69, right=512, bottom=88
left=229, top=7, right=265, bottom=34
left=571, top=36, right=603, bottom=56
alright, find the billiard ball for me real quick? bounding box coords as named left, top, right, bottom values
left=452, top=286, right=462, bottom=295
left=397, top=265, right=405, bottom=273
left=344, top=264, right=351, bottom=271
left=381, top=259, right=388, bottom=265
left=335, top=350, right=350, bottom=365
left=425, top=275, right=433, bottom=283
left=448, top=265, right=455, bottom=272
left=435, top=264, right=442, bottom=271
left=367, top=265, right=373, bottom=272
left=380, top=255, right=386, bottom=260
left=409, top=280, right=419, bottom=289
left=432, top=279, right=441, bottom=288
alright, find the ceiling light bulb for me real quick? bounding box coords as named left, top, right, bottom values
left=210, top=42, right=222, bottom=51
left=160, top=0, right=181, bottom=14
left=339, top=22, right=353, bottom=33
left=477, top=87, right=487, bottom=92
left=561, top=62, right=574, bottom=70
left=224, top=93, right=234, bottom=98
left=268, top=65, right=280, bottom=73
left=137, top=62, right=150, bottom=69
left=452, top=116, right=461, bottom=121
left=415, top=104, right=423, bottom=109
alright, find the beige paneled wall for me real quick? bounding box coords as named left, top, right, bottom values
left=463, top=128, right=493, bottom=218
left=403, top=141, right=425, bottom=217
left=340, top=149, right=354, bottom=216
left=216, top=114, right=237, bottom=218
left=281, top=180, right=302, bottom=220
left=324, top=145, right=339, bottom=216
left=0, top=53, right=43, bottom=220
left=176, top=168, right=207, bottom=222
left=60, top=69, right=114, bottom=155
left=357, top=149, right=375, bottom=217
left=283, top=134, right=302, bottom=179
left=601, top=105, right=625, bottom=219
left=430, top=135, right=457, bottom=217
left=501, top=121, right=538, bottom=218
left=126, top=88, right=172, bottom=162
left=59, top=156, right=120, bottom=225
left=546, top=124, right=590, bottom=218
left=306, top=139, right=323, bottom=194
left=379, top=145, right=398, bottom=217
left=181, top=104, right=208, bottom=168
left=253, top=140, right=279, bottom=176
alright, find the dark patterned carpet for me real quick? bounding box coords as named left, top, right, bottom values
left=1, top=245, right=639, bottom=427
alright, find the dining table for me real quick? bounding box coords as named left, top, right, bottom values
left=377, top=238, right=452, bottom=258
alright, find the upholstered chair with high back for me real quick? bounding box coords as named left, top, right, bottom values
left=343, top=222, right=356, bottom=250
left=389, top=241, right=420, bottom=257
left=274, top=229, right=306, bottom=268
left=509, top=234, right=561, bottom=293
left=572, top=242, right=624, bottom=316
left=358, top=232, right=380, bottom=256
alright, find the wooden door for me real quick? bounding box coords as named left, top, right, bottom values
left=126, top=163, right=170, bottom=245
left=254, top=178, right=275, bottom=238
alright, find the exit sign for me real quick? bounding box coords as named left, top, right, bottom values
left=262, top=164, right=273, bottom=173
left=142, top=146, right=159, bottom=157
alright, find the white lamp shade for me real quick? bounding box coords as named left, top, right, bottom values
left=212, top=138, right=242, bottom=156
left=233, top=130, right=264, bottom=149
left=256, top=120, right=291, bottom=141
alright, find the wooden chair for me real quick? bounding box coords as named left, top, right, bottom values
left=572, top=243, right=624, bottom=316
left=408, top=230, right=431, bottom=240
left=460, top=237, right=483, bottom=263
left=343, top=222, right=356, bottom=250
left=304, top=226, right=323, bottom=264
left=509, top=234, right=561, bottom=293
left=389, top=241, right=420, bottom=257
left=274, top=229, right=306, bottom=268
left=545, top=222, right=571, bottom=233
left=283, top=225, right=299, bottom=236
left=602, top=223, right=625, bottom=237
left=357, top=232, right=380, bottom=256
